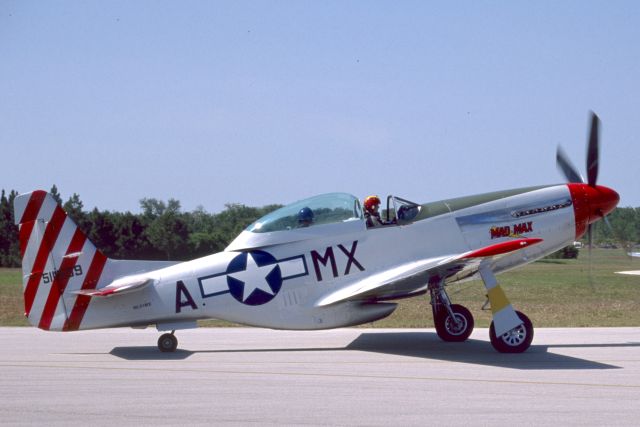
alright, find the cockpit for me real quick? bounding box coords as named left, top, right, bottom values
left=246, top=192, right=423, bottom=234
left=383, top=195, right=422, bottom=224
left=246, top=193, right=363, bottom=233
left=228, top=192, right=422, bottom=251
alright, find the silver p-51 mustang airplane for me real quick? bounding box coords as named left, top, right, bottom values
left=14, top=113, right=618, bottom=353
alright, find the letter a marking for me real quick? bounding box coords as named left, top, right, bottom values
left=175, top=280, right=198, bottom=313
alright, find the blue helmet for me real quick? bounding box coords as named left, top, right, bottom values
left=298, top=207, right=314, bottom=225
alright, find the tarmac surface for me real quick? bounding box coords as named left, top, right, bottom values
left=1, top=326, right=640, bottom=426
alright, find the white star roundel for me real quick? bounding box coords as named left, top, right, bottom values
left=226, top=251, right=282, bottom=306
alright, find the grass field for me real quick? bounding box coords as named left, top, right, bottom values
left=0, top=268, right=26, bottom=326
left=2, top=248, right=639, bottom=328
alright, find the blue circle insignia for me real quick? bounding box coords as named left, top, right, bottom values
left=226, top=250, right=282, bottom=306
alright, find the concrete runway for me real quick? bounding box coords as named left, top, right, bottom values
left=1, top=327, right=639, bottom=426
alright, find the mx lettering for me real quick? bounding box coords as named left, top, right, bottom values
left=311, top=240, right=365, bottom=282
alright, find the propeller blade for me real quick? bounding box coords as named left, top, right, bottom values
left=588, top=223, right=594, bottom=289
left=586, top=112, right=600, bottom=187
left=556, top=146, right=584, bottom=183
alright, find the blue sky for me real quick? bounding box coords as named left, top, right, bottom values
left=1, top=1, right=638, bottom=213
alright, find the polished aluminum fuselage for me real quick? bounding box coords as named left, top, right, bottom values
left=79, top=184, right=575, bottom=331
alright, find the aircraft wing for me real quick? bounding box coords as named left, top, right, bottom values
left=73, top=276, right=153, bottom=297
left=315, top=238, right=542, bottom=307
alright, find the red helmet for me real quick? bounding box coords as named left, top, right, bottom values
left=364, top=195, right=381, bottom=212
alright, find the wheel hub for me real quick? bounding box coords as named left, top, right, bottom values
left=501, top=324, right=526, bottom=346
left=445, top=314, right=467, bottom=336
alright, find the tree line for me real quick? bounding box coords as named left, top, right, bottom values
left=1, top=186, right=639, bottom=268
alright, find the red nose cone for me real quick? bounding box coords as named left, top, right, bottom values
left=589, top=185, right=620, bottom=218
left=567, top=183, right=620, bottom=239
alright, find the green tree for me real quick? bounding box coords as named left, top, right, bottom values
left=0, top=190, right=20, bottom=267
left=183, top=206, right=226, bottom=257
left=64, top=193, right=84, bottom=219
left=49, top=185, right=63, bottom=205
left=591, top=207, right=639, bottom=249
left=114, top=212, right=159, bottom=259
left=86, top=208, right=119, bottom=257
left=144, top=199, right=189, bottom=260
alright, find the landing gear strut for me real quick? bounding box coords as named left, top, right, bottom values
left=429, top=279, right=474, bottom=342
left=158, top=331, right=178, bottom=352
left=479, top=263, right=534, bottom=353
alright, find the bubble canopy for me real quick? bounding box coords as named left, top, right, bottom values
left=247, top=193, right=363, bottom=233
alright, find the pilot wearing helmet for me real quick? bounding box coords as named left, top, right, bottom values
left=364, top=195, right=384, bottom=228
left=298, top=207, right=314, bottom=227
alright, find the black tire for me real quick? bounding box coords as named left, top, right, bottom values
left=158, top=333, right=178, bottom=352
left=489, top=311, right=534, bottom=353
left=434, top=304, right=474, bottom=342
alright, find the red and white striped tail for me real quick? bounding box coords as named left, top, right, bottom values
left=14, top=190, right=108, bottom=331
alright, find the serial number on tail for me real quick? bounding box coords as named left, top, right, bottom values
left=42, top=265, right=84, bottom=284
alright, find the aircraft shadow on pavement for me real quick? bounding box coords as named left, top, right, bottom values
left=108, top=345, right=341, bottom=360
left=110, top=347, right=194, bottom=360
left=346, top=332, right=623, bottom=370
left=109, top=331, right=633, bottom=369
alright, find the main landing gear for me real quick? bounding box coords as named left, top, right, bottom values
left=158, top=331, right=178, bottom=352
left=430, top=282, right=474, bottom=342
left=428, top=272, right=534, bottom=353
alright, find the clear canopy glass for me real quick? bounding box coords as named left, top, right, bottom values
left=247, top=193, right=363, bottom=233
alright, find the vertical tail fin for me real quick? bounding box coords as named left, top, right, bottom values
left=14, top=190, right=108, bottom=331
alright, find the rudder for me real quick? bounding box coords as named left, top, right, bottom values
left=14, top=190, right=107, bottom=331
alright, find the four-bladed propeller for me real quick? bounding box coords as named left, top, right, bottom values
left=556, top=112, right=620, bottom=282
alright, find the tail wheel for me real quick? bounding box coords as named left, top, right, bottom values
left=158, top=333, right=178, bottom=352
left=489, top=311, right=534, bottom=353
left=434, top=304, right=474, bottom=342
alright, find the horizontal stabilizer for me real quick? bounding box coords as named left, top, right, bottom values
left=73, top=277, right=152, bottom=297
